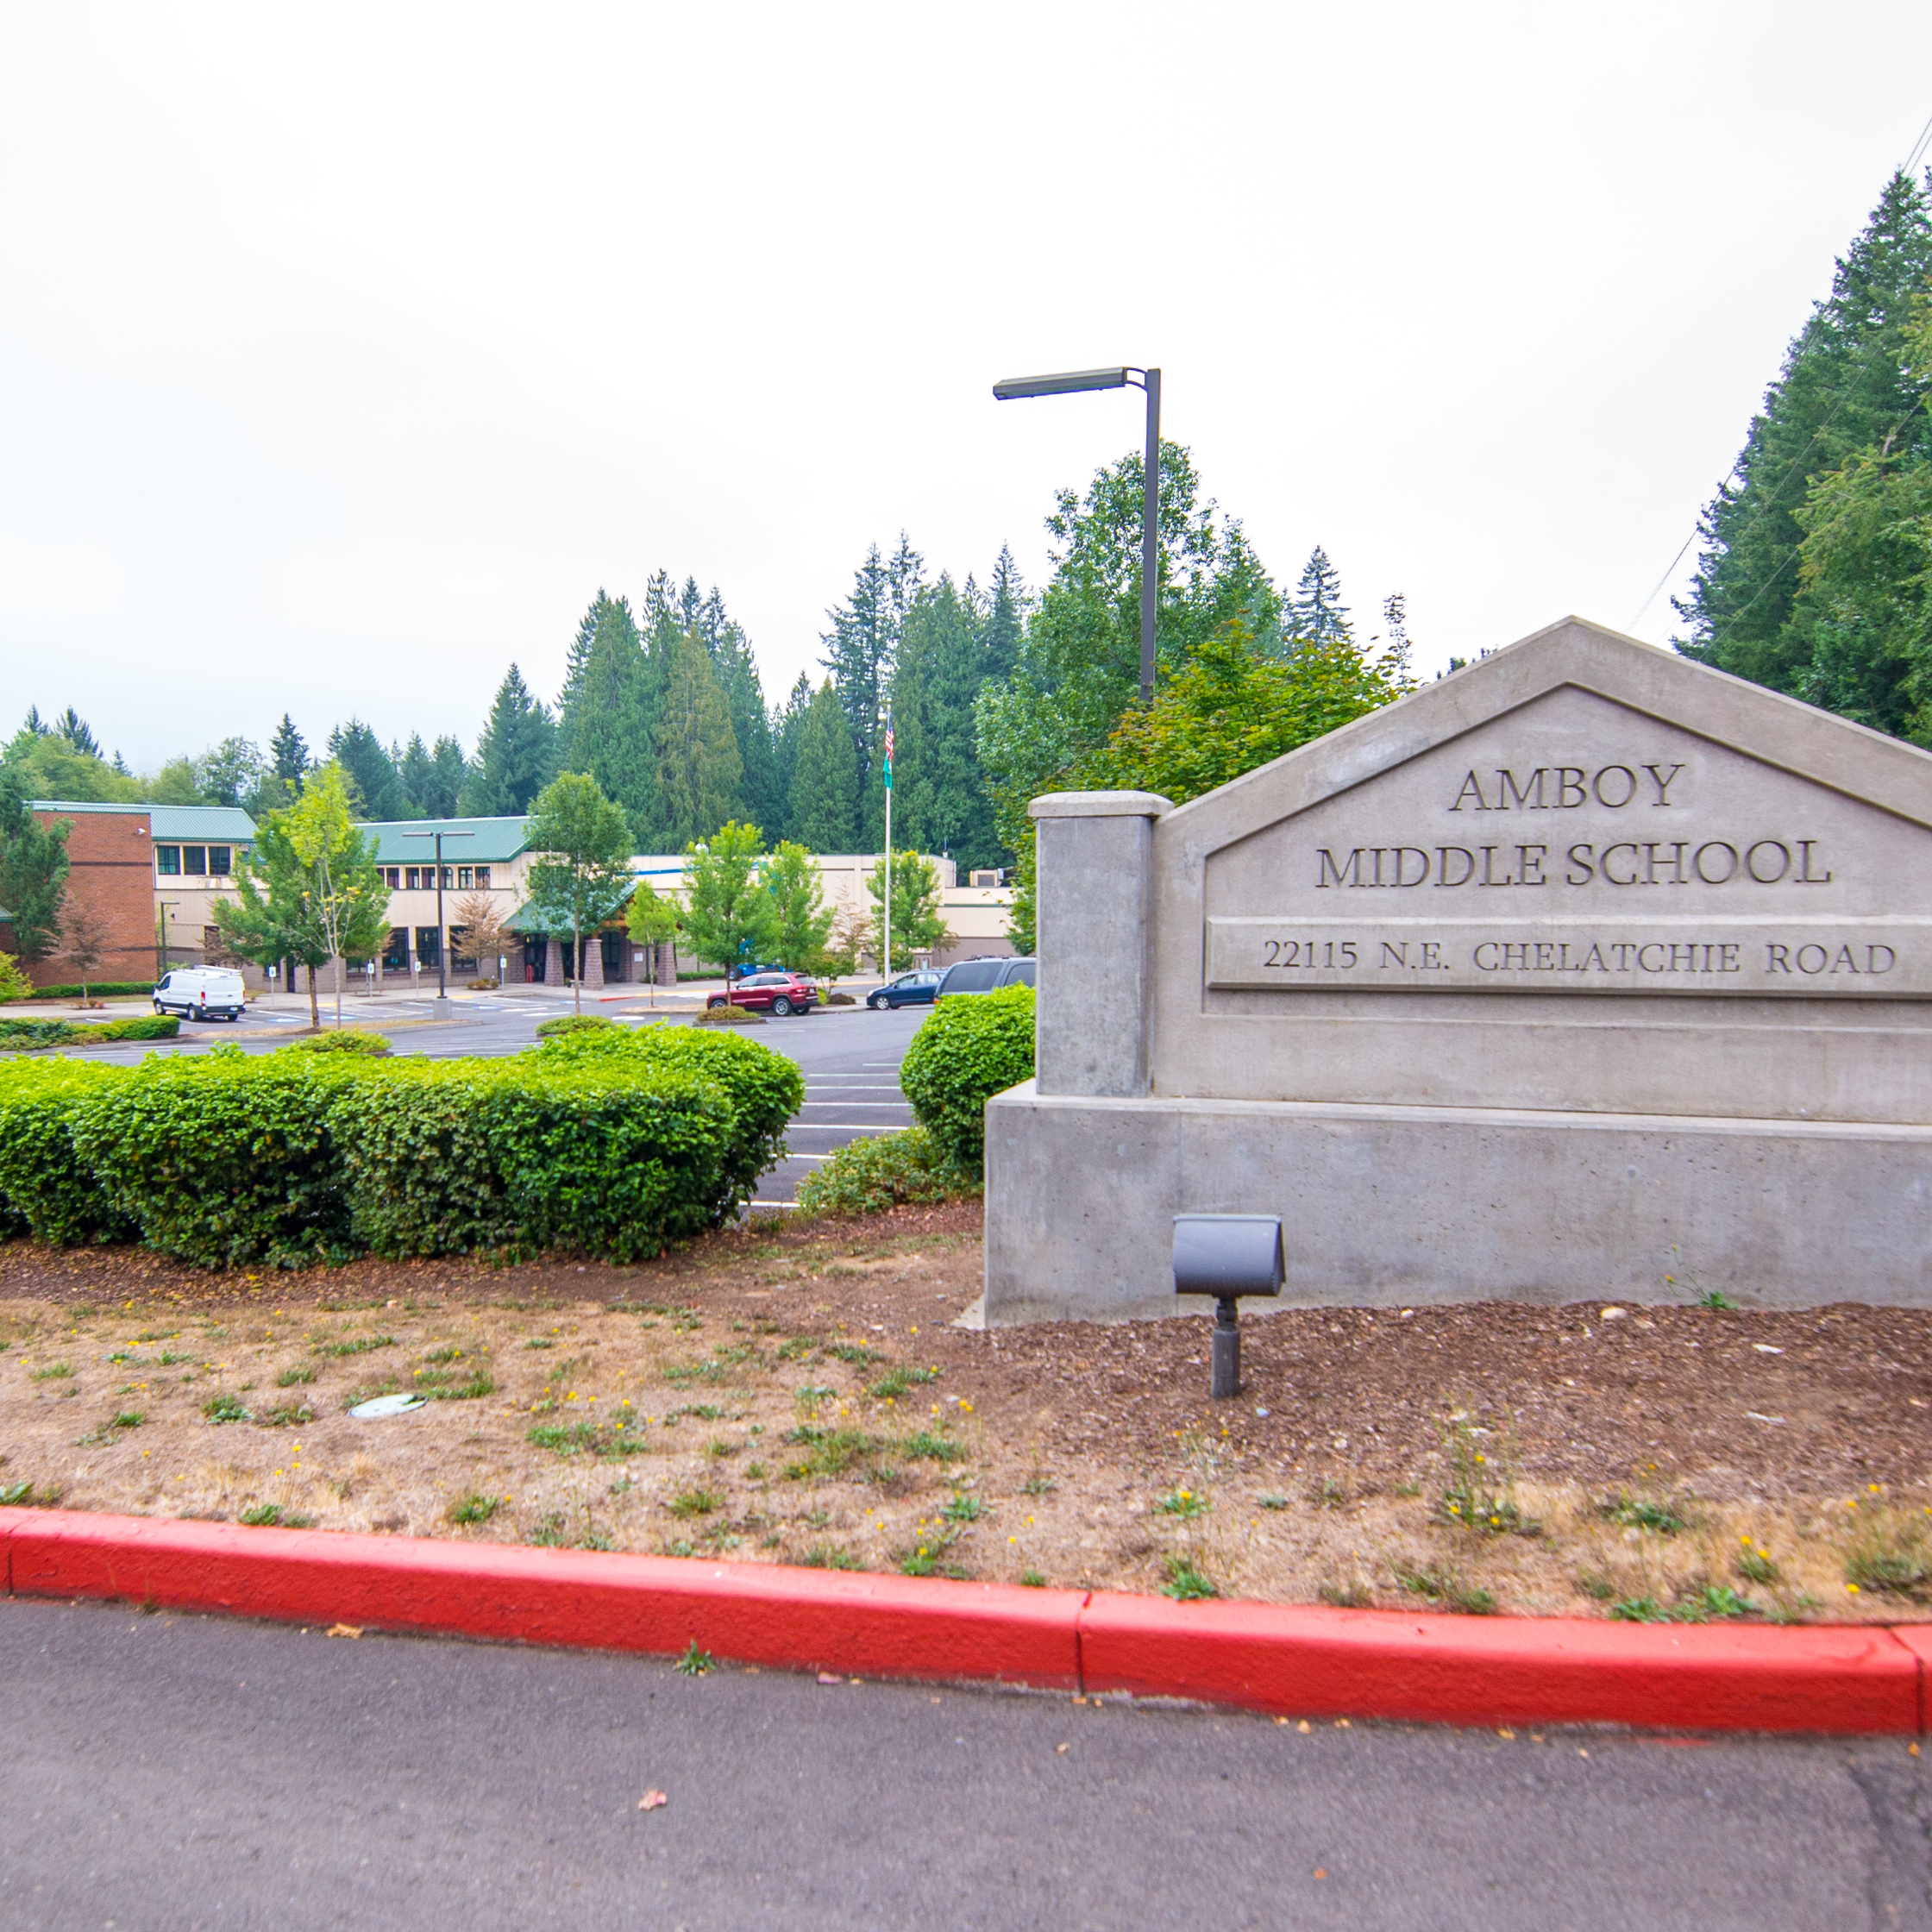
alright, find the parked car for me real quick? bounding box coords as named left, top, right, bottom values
left=708, top=969, right=818, bottom=1017
left=867, top=969, right=942, bottom=1010
left=153, top=966, right=248, bottom=1021
left=935, top=956, right=1036, bottom=996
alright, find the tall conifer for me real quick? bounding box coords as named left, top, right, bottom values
left=653, top=630, right=743, bottom=848
left=786, top=681, right=859, bottom=852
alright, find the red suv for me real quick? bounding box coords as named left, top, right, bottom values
left=708, top=969, right=818, bottom=1017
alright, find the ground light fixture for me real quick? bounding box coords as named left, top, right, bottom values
left=1173, top=1214, right=1284, bottom=1398
left=992, top=364, right=1162, bottom=704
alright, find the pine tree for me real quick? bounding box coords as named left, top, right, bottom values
left=653, top=629, right=743, bottom=848
left=326, top=719, right=407, bottom=820
left=1286, top=546, right=1352, bottom=643
left=1680, top=170, right=1932, bottom=696
left=267, top=715, right=309, bottom=806
left=53, top=709, right=100, bottom=758
left=891, top=574, right=1000, bottom=870
left=707, top=607, right=775, bottom=831
left=560, top=591, right=662, bottom=845
left=768, top=674, right=812, bottom=844
left=397, top=734, right=439, bottom=818
left=821, top=534, right=924, bottom=847
left=465, top=666, right=557, bottom=815
left=428, top=735, right=467, bottom=817
left=984, top=544, right=1027, bottom=682
left=786, top=681, right=859, bottom=852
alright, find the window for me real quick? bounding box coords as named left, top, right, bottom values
left=475, top=866, right=491, bottom=889
left=209, top=846, right=232, bottom=876
left=405, top=868, right=421, bottom=890
left=415, top=926, right=442, bottom=969
left=183, top=846, right=208, bottom=876
left=154, top=845, right=181, bottom=876
left=456, top=866, right=474, bottom=888
left=383, top=867, right=401, bottom=889
left=440, top=866, right=454, bottom=888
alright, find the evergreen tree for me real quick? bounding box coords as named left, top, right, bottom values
left=707, top=605, right=776, bottom=831
left=428, top=735, right=467, bottom=817
left=891, top=573, right=1000, bottom=870
left=1679, top=170, right=1932, bottom=699
left=822, top=534, right=925, bottom=844
left=326, top=718, right=408, bottom=820
left=786, top=680, right=859, bottom=852
left=559, top=591, right=662, bottom=845
left=267, top=715, right=310, bottom=806
left=465, top=665, right=557, bottom=815
left=768, top=674, right=813, bottom=844
left=397, top=734, right=439, bottom=818
left=53, top=709, right=100, bottom=758
left=196, top=737, right=265, bottom=809
left=653, top=629, right=743, bottom=848
left=984, top=543, right=1027, bottom=683
left=1286, top=545, right=1352, bottom=643
left=0, top=776, right=71, bottom=962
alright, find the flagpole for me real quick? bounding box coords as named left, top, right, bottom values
left=881, top=707, right=893, bottom=981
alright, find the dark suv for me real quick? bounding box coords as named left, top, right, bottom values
left=708, top=969, right=818, bottom=1017
left=935, top=957, right=1035, bottom=997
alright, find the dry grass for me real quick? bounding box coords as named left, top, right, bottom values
left=0, top=1227, right=1926, bottom=1622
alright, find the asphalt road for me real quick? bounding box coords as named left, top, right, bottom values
left=55, top=990, right=925, bottom=1211
left=2, top=1595, right=1926, bottom=1930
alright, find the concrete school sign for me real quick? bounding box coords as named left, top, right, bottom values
left=982, top=616, right=1932, bottom=1322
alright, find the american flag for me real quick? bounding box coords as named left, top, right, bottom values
left=883, top=721, right=894, bottom=762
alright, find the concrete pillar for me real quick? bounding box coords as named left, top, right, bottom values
left=1028, top=790, right=1170, bottom=1099
left=657, top=940, right=677, bottom=988
left=585, top=932, right=605, bottom=988
left=544, top=937, right=564, bottom=985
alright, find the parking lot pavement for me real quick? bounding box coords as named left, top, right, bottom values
left=4, top=1594, right=1924, bottom=1932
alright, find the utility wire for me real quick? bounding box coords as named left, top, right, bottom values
left=1628, top=106, right=1932, bottom=635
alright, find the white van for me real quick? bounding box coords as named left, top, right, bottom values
left=153, top=967, right=248, bottom=1021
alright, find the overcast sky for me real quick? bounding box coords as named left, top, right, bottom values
left=3, top=4, right=1930, bottom=772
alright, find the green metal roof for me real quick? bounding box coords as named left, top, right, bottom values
left=149, top=804, right=256, bottom=842
left=359, top=816, right=530, bottom=862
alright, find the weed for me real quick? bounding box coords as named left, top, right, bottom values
left=527, top=1420, right=649, bottom=1460
left=775, top=1337, right=815, bottom=1362
left=1436, top=1408, right=1540, bottom=1538
left=867, top=1365, right=941, bottom=1400
left=941, top=1493, right=988, bottom=1523
left=1396, top=1564, right=1495, bottom=1615
left=1258, top=1493, right=1288, bottom=1511
left=1156, top=1488, right=1209, bottom=1521
left=822, top=1343, right=881, bottom=1366
left=1736, top=1541, right=1780, bottom=1585
left=703, top=1438, right=737, bottom=1459
left=317, top=1335, right=394, bottom=1357
left=898, top=1522, right=968, bottom=1578
left=110, top=1410, right=144, bottom=1430
left=0, top=1482, right=37, bottom=1506
left=158, top=1352, right=191, bottom=1366
left=676, top=1640, right=714, bottom=1676
left=1306, top=1477, right=1351, bottom=1510
left=663, top=1404, right=724, bottom=1425
left=276, top=1364, right=317, bottom=1387
left=1845, top=1525, right=1932, bottom=1599
left=781, top=1425, right=883, bottom=1479
left=1317, top=1581, right=1375, bottom=1609
left=1601, top=1493, right=1687, bottom=1536
left=794, top=1383, right=836, bottom=1408
left=1576, top=1570, right=1616, bottom=1602
left=799, top=1544, right=862, bottom=1571
left=667, top=1487, right=720, bottom=1519
left=202, top=1392, right=251, bottom=1424
left=900, top=1430, right=966, bottom=1464
left=1161, top=1553, right=1220, bottom=1601
left=1022, top=1473, right=1056, bottom=1497
left=448, top=1493, right=501, bottom=1525
left=524, top=1337, right=555, bottom=1350
left=239, top=1503, right=314, bottom=1528
left=664, top=1539, right=697, bottom=1558
left=31, top=1362, right=73, bottom=1381
left=1609, top=1596, right=1670, bottom=1622
left=744, top=1462, right=768, bottom=1481
left=527, top=1512, right=571, bottom=1547
left=1020, top=1570, right=1047, bottom=1588
left=259, top=1402, right=313, bottom=1427
left=1697, top=1289, right=1736, bottom=1311
left=803, top=1509, right=831, bottom=1528
left=1672, top=1584, right=1754, bottom=1622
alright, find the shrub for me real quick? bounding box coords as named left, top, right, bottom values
left=796, top=1126, right=978, bottom=1217
left=899, top=985, right=1034, bottom=1172
left=692, top=1006, right=764, bottom=1026
left=333, top=1056, right=737, bottom=1262
left=0, top=1014, right=179, bottom=1051
left=71, top=1054, right=359, bottom=1267
left=283, top=1028, right=391, bottom=1057
left=0, top=1060, right=138, bottom=1244
left=99, top=1015, right=179, bottom=1041
left=0, top=953, right=32, bottom=1002
left=2, top=979, right=157, bottom=1003
left=534, top=1013, right=615, bottom=1039
left=530, top=1023, right=802, bottom=1205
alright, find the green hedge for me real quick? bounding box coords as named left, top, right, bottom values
left=534, top=1014, right=615, bottom=1040
left=899, top=985, right=1035, bottom=1173
left=795, top=1126, right=978, bottom=1217
left=0, top=1022, right=806, bottom=1267
left=0, top=1014, right=179, bottom=1051
left=284, top=1028, right=391, bottom=1057
left=1, top=982, right=160, bottom=1003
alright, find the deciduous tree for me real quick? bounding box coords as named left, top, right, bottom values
left=522, top=772, right=635, bottom=1015
left=680, top=821, right=778, bottom=978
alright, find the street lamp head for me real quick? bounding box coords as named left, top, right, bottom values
left=992, top=367, right=1130, bottom=401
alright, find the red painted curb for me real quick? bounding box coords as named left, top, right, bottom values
left=1079, top=1590, right=1923, bottom=1735
left=3, top=1509, right=1925, bottom=1734
left=3, top=1509, right=1082, bottom=1689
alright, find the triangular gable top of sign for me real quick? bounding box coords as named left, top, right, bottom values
left=1154, top=616, right=1932, bottom=863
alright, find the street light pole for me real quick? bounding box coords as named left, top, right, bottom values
left=401, top=828, right=473, bottom=1015
left=993, top=365, right=1162, bottom=703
